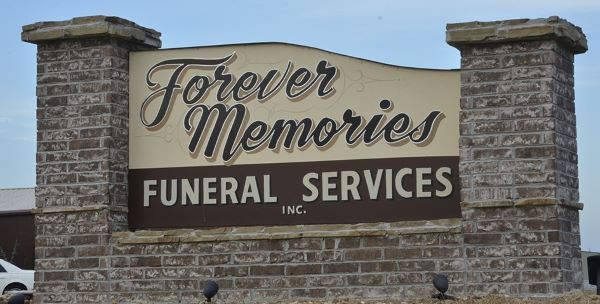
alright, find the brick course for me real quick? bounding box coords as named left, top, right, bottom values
left=109, top=234, right=463, bottom=302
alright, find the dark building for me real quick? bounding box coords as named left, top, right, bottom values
left=0, top=188, right=35, bottom=269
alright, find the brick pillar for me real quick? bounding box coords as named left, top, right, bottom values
left=447, top=17, right=587, bottom=295
left=22, top=16, right=160, bottom=303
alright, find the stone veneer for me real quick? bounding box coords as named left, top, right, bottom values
left=447, top=16, right=586, bottom=295
left=22, top=16, right=587, bottom=303
left=23, top=16, right=161, bottom=303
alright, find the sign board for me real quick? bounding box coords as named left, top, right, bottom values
left=128, top=43, right=461, bottom=229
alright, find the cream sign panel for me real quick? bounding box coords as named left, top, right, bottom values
left=128, top=43, right=461, bottom=229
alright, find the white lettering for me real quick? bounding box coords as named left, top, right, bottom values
left=220, top=177, right=238, bottom=204
left=416, top=167, right=432, bottom=198
left=203, top=177, right=217, bottom=205
left=322, top=171, right=338, bottom=201
left=241, top=176, right=261, bottom=203
left=395, top=168, right=413, bottom=198
left=341, top=171, right=360, bottom=201
left=181, top=178, right=199, bottom=205
left=143, top=180, right=157, bottom=207
left=302, top=172, right=319, bottom=202
left=160, top=179, right=177, bottom=206
left=263, top=175, right=277, bottom=203
left=385, top=169, right=393, bottom=199
left=436, top=167, right=453, bottom=197
left=363, top=169, right=382, bottom=200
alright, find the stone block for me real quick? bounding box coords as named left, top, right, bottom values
left=232, top=253, right=269, bottom=264
left=130, top=256, right=161, bottom=267
left=68, top=258, right=100, bottom=269
left=514, top=66, right=554, bottom=79
left=249, top=265, right=285, bottom=276
left=462, top=70, right=512, bottom=83
left=470, top=95, right=513, bottom=108
left=383, top=248, right=422, bottom=259
left=344, top=248, right=383, bottom=261
left=306, top=250, right=343, bottom=262
left=290, top=288, right=327, bottom=298
left=345, top=274, right=385, bottom=287
left=324, top=237, right=361, bottom=249
left=269, top=252, right=306, bottom=264
left=387, top=273, right=423, bottom=284
left=285, top=264, right=322, bottom=276
left=22, top=16, right=161, bottom=48
left=461, top=83, right=499, bottom=95
left=423, top=247, right=462, bottom=258
left=447, top=17, right=587, bottom=54
left=476, top=220, right=515, bottom=232
left=479, top=271, right=516, bottom=283
left=473, top=174, right=513, bottom=187
left=464, top=233, right=504, bottom=245
left=162, top=255, right=197, bottom=266
left=506, top=232, right=547, bottom=244
left=197, top=254, right=230, bottom=266
left=307, top=275, right=346, bottom=287
left=214, top=266, right=249, bottom=277
left=460, top=56, right=501, bottom=69
left=165, top=279, right=197, bottom=291
left=472, top=149, right=513, bottom=162
left=460, top=109, right=499, bottom=123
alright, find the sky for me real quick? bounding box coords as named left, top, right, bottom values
left=0, top=0, right=598, bottom=251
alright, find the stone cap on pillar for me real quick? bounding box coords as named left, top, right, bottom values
left=22, top=15, right=161, bottom=48
left=446, top=16, right=587, bottom=54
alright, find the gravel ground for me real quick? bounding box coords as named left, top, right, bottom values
left=0, top=291, right=598, bottom=304
left=271, top=291, right=600, bottom=304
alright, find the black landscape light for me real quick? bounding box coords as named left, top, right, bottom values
left=202, top=280, right=219, bottom=302
left=7, top=294, right=26, bottom=304
left=588, top=255, right=600, bottom=295
left=431, top=273, right=455, bottom=300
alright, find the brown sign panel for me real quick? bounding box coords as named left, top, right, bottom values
left=129, top=156, right=460, bottom=229
left=128, top=43, right=461, bottom=229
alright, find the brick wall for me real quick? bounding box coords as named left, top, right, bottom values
left=457, top=39, right=579, bottom=204
left=448, top=18, right=586, bottom=296
left=22, top=16, right=587, bottom=303
left=107, top=231, right=464, bottom=302
left=32, top=36, right=148, bottom=302
left=23, top=17, right=160, bottom=303
left=462, top=204, right=581, bottom=295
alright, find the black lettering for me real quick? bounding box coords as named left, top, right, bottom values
left=184, top=103, right=246, bottom=159
left=141, top=56, right=233, bottom=127
left=316, top=60, right=337, bottom=97
left=231, top=71, right=259, bottom=101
